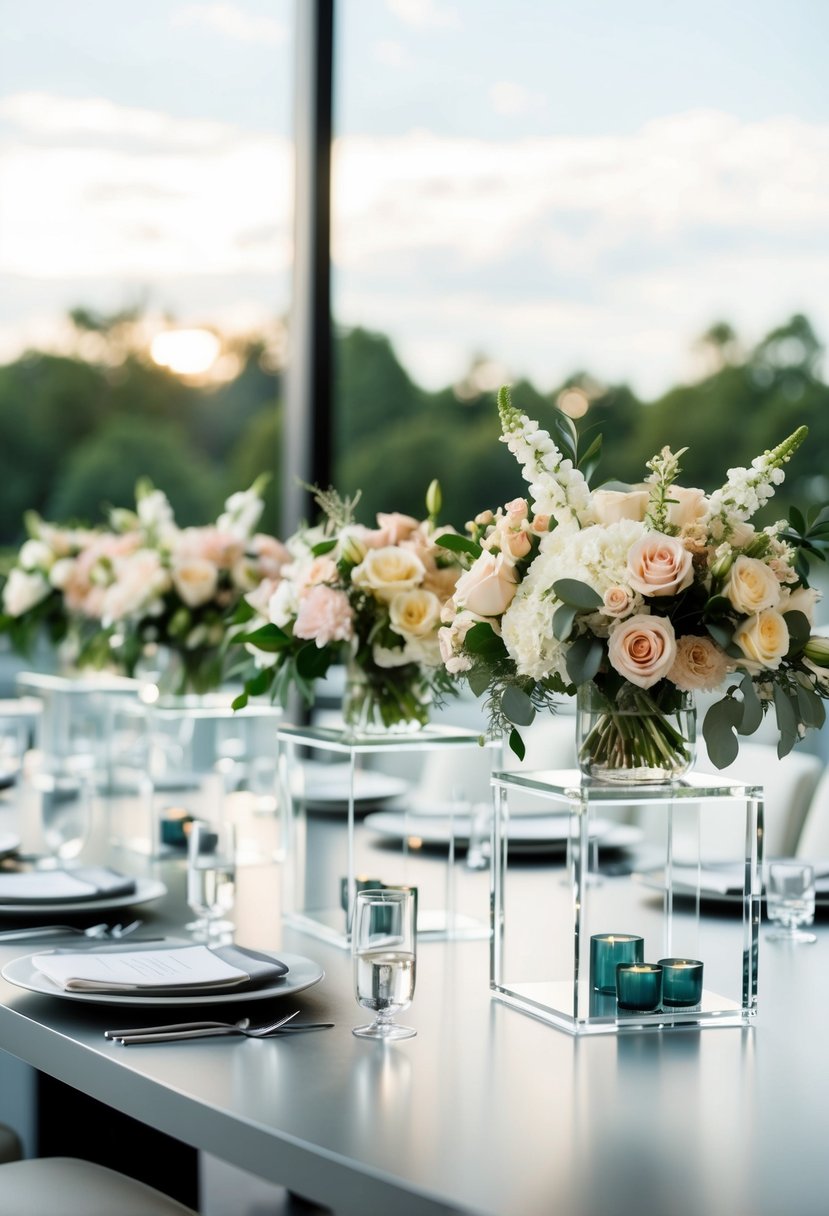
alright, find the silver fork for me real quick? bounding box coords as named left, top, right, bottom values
left=0, top=920, right=142, bottom=943
left=110, top=1011, right=316, bottom=1045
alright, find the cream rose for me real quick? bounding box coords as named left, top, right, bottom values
left=172, top=557, right=219, bottom=608
left=607, top=613, right=677, bottom=688
left=668, top=635, right=731, bottom=692
left=626, top=532, right=693, bottom=598
left=389, top=589, right=441, bottom=639
left=452, top=552, right=517, bottom=618
left=376, top=512, right=420, bottom=546
left=352, top=546, right=425, bottom=602
left=733, top=609, right=789, bottom=673
left=781, top=585, right=821, bottom=625
left=591, top=489, right=649, bottom=525
left=666, top=487, right=709, bottom=529
left=602, top=585, right=636, bottom=618
left=724, top=556, right=781, bottom=615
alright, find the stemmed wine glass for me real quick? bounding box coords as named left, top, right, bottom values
left=765, top=860, right=817, bottom=944
left=352, top=888, right=417, bottom=1040
left=186, top=820, right=236, bottom=943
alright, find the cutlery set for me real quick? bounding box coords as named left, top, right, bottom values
left=104, top=1012, right=335, bottom=1044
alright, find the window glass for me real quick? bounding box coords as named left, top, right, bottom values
left=332, top=0, right=829, bottom=546
left=0, top=0, right=293, bottom=536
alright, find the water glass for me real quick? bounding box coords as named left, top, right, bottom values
left=186, top=820, right=236, bottom=943
left=352, top=888, right=417, bottom=1040
left=765, top=860, right=817, bottom=943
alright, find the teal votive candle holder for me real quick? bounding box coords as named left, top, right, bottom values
left=616, top=963, right=663, bottom=1011
left=657, top=958, right=704, bottom=1007
left=589, top=933, right=644, bottom=993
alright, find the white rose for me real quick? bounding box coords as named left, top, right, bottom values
left=733, top=609, right=790, bottom=673
left=267, top=580, right=300, bottom=629
left=2, top=568, right=50, bottom=616
left=352, top=546, right=426, bottom=602
left=172, top=557, right=219, bottom=609
left=724, top=556, right=781, bottom=615
left=591, top=490, right=649, bottom=525
left=607, top=613, right=677, bottom=689
left=389, top=589, right=441, bottom=640
left=667, top=487, right=709, bottom=529
left=18, top=539, right=54, bottom=572
left=781, top=585, right=821, bottom=626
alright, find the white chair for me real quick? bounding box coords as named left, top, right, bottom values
left=795, top=768, right=829, bottom=858
left=0, top=1157, right=198, bottom=1216
left=633, top=742, right=822, bottom=861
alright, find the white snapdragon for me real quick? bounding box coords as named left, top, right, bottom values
left=704, top=427, right=806, bottom=541
left=498, top=390, right=591, bottom=531
left=217, top=486, right=265, bottom=540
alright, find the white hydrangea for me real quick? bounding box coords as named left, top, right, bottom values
left=501, top=519, right=645, bottom=679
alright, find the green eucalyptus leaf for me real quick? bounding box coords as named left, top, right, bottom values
left=795, top=683, right=825, bottom=730
left=783, top=610, right=811, bottom=655
left=236, top=623, right=292, bottom=653
left=565, top=634, right=604, bottom=686
left=501, top=684, right=536, bottom=727
left=552, top=579, right=604, bottom=611
left=702, top=696, right=742, bottom=769
left=435, top=533, right=483, bottom=559
left=553, top=603, right=578, bottom=642
left=706, top=621, right=734, bottom=650
left=508, top=728, right=526, bottom=762
left=467, top=667, right=491, bottom=698
left=311, top=538, right=338, bottom=557
left=737, top=674, right=764, bottom=736
left=295, top=642, right=333, bottom=680
left=231, top=692, right=249, bottom=711
left=772, top=685, right=798, bottom=757
left=789, top=505, right=807, bottom=535
left=464, top=622, right=507, bottom=658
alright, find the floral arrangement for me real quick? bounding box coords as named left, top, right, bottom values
left=233, top=483, right=461, bottom=730
left=1, top=478, right=284, bottom=693
left=438, top=387, right=829, bottom=775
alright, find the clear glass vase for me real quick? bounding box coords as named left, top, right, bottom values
left=342, top=660, right=431, bottom=736
left=576, top=681, right=696, bottom=784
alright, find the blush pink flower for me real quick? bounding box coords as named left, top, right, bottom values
left=668, top=635, right=731, bottom=692
left=607, top=613, right=677, bottom=689
left=626, top=532, right=693, bottom=598
left=293, top=584, right=354, bottom=647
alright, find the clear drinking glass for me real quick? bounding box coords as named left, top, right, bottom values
left=352, top=888, right=417, bottom=1040
left=765, top=860, right=817, bottom=943
left=186, top=820, right=236, bottom=943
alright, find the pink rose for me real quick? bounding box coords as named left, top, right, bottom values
left=505, top=498, right=528, bottom=521
left=668, top=635, right=730, bottom=692
left=453, top=552, right=517, bottom=618
left=591, top=490, right=649, bottom=525
left=175, top=527, right=243, bottom=569
left=602, top=585, right=636, bottom=618
left=626, top=532, right=693, bottom=598
left=375, top=512, right=421, bottom=546
left=293, top=584, right=354, bottom=648
left=607, top=613, right=677, bottom=688
left=531, top=514, right=551, bottom=535
left=251, top=533, right=291, bottom=580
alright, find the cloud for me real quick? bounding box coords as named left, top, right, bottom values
left=385, top=0, right=460, bottom=30
left=373, top=40, right=408, bottom=68
left=489, top=81, right=546, bottom=118
left=172, top=3, right=286, bottom=46
left=1, top=93, right=827, bottom=395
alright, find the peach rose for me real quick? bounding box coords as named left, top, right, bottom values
left=376, top=512, right=421, bottom=546
left=668, top=635, right=731, bottom=692
left=607, top=613, right=677, bottom=688
left=452, top=552, right=518, bottom=618
left=724, top=556, right=781, bottom=615
left=251, top=533, right=291, bottom=580
left=626, top=532, right=693, bottom=598
left=531, top=514, right=551, bottom=535
left=733, top=609, right=789, bottom=673
left=352, top=546, right=426, bottom=602
left=172, top=557, right=219, bottom=608
left=293, top=584, right=354, bottom=647
left=602, top=585, right=636, bottom=618
left=591, top=489, right=649, bottom=525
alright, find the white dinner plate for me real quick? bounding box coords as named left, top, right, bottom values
left=300, top=763, right=409, bottom=812
left=632, top=866, right=829, bottom=909
left=363, top=810, right=643, bottom=855
left=0, top=876, right=167, bottom=918
left=0, top=833, right=20, bottom=860
left=2, top=949, right=324, bottom=1007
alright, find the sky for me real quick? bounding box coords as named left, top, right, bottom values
left=0, top=0, right=828, bottom=396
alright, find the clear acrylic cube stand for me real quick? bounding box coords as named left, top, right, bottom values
left=278, top=722, right=494, bottom=948
left=490, top=768, right=762, bottom=1035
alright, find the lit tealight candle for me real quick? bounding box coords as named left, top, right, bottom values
left=616, top=963, right=663, bottom=1012
left=160, top=807, right=193, bottom=848
left=657, top=958, right=704, bottom=1007
left=589, top=933, right=644, bottom=994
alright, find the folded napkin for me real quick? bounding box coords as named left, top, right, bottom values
left=0, top=867, right=136, bottom=905
left=32, top=943, right=289, bottom=995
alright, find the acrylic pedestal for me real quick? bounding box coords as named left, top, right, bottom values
left=490, top=768, right=762, bottom=1035
left=112, top=691, right=282, bottom=859
left=278, top=722, right=494, bottom=949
